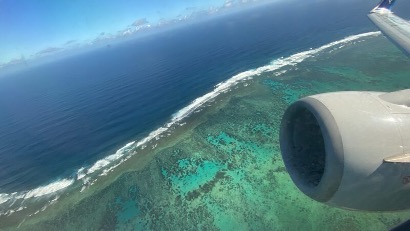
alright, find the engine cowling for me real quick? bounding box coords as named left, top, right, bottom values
left=280, top=89, right=410, bottom=211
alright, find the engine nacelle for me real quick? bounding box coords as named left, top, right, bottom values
left=280, top=89, right=410, bottom=211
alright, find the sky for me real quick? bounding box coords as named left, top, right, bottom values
left=0, top=0, right=272, bottom=65
left=2, top=0, right=408, bottom=65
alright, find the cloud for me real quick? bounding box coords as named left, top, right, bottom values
left=64, top=40, right=77, bottom=45
left=35, top=47, right=63, bottom=56
left=132, top=18, right=149, bottom=27
left=224, top=0, right=235, bottom=7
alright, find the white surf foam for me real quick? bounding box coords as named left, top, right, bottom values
left=80, top=141, right=135, bottom=178
left=0, top=193, right=11, bottom=204
left=80, top=32, right=382, bottom=182
left=0, top=178, right=74, bottom=216
left=0, top=32, right=381, bottom=215
left=166, top=31, right=381, bottom=123
left=83, top=31, right=382, bottom=185
left=76, top=167, right=87, bottom=180
left=23, top=179, right=74, bottom=199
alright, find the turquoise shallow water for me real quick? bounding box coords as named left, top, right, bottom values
left=4, top=33, right=410, bottom=230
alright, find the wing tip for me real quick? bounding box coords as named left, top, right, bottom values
left=371, top=0, right=396, bottom=13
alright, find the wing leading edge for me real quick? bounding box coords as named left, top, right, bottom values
left=368, top=0, right=410, bottom=55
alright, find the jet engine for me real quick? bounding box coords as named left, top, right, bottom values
left=280, top=89, right=410, bottom=211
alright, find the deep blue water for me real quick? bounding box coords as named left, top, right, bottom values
left=0, top=1, right=380, bottom=193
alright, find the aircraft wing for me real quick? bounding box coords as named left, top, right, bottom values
left=368, top=0, right=410, bottom=55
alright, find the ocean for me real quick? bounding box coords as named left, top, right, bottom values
left=0, top=0, right=375, bottom=194
left=1, top=0, right=410, bottom=230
